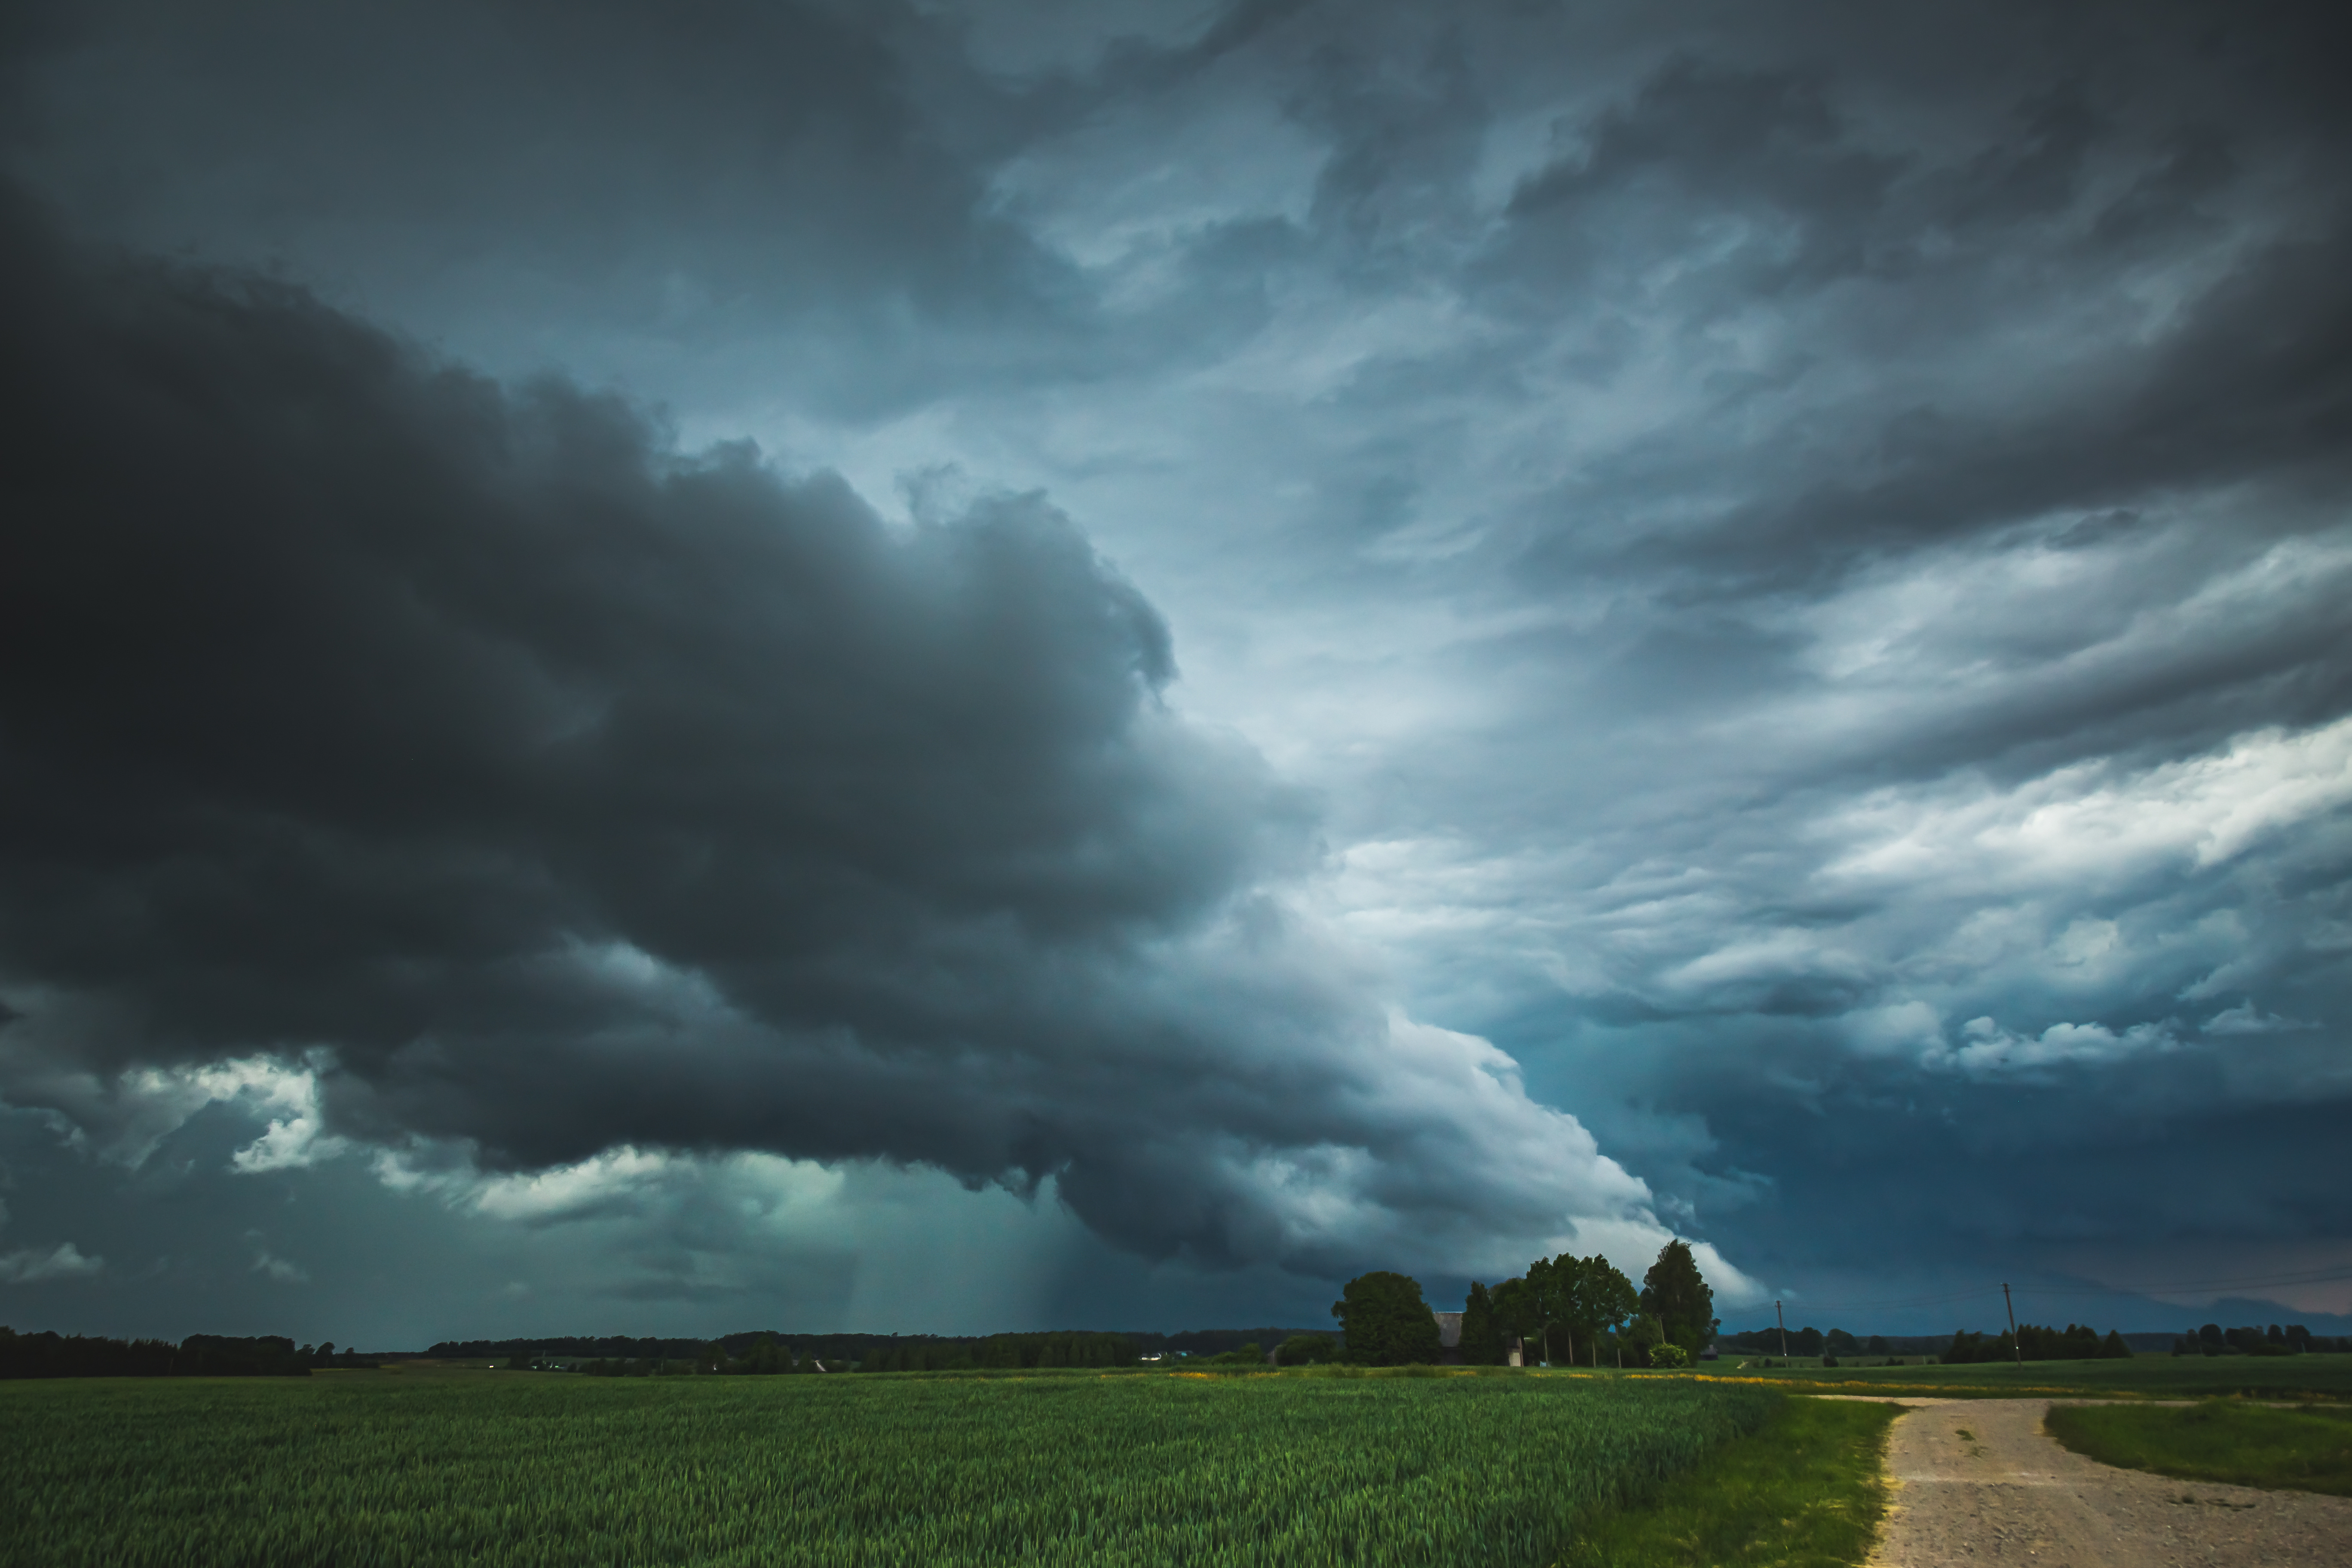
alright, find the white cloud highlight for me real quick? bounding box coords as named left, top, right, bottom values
left=0, top=1241, right=104, bottom=1283
left=1828, top=717, right=2352, bottom=894
left=1925, top=1016, right=2183, bottom=1079
left=2202, top=1001, right=2321, bottom=1036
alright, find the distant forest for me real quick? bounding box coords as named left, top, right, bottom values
left=431, top=1326, right=1325, bottom=1373
left=0, top=1329, right=370, bottom=1379
left=1942, top=1324, right=2135, bottom=1363
left=15, top=1316, right=2345, bottom=1379
left=1721, top=1321, right=2350, bottom=1362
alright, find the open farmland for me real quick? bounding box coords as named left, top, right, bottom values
left=0, top=1368, right=1777, bottom=1568
left=1694, top=1353, right=2352, bottom=1403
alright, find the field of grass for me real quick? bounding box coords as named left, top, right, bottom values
left=1558, top=1396, right=1901, bottom=1568
left=0, top=1368, right=1779, bottom=1567
left=1690, top=1352, right=2352, bottom=1403
left=2045, top=1400, right=2352, bottom=1496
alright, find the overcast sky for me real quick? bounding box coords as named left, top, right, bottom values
left=3, top=0, right=2349, bottom=1348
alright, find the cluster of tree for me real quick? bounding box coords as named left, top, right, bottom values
left=564, top=1330, right=1143, bottom=1375
left=1942, top=1323, right=2132, bottom=1363
left=441, top=1326, right=1341, bottom=1371
left=857, top=1332, right=1139, bottom=1372
left=575, top=1356, right=703, bottom=1376
left=435, top=1335, right=717, bottom=1362
left=567, top=1343, right=873, bottom=1375
left=1721, top=1327, right=1918, bottom=1361
left=1182, top=1335, right=1338, bottom=1369
left=0, top=1328, right=332, bottom=1379
left=461, top=1328, right=1313, bottom=1372
left=1475, top=1241, right=1715, bottom=1368
left=569, top=1338, right=809, bottom=1375
left=2171, top=1323, right=2347, bottom=1357
left=1331, top=1240, right=1718, bottom=1369
left=1148, top=1327, right=1326, bottom=1359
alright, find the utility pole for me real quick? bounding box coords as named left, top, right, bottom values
left=1776, top=1300, right=1788, bottom=1361
left=2003, top=1282, right=2021, bottom=1368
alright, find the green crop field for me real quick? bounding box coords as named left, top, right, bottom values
left=2045, top=1400, right=2352, bottom=1496
left=0, top=1368, right=1778, bottom=1567
left=1692, top=1353, right=2352, bottom=1402
left=1559, top=1396, right=1902, bottom=1568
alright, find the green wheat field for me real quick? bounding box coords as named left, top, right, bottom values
left=0, top=1368, right=1777, bottom=1567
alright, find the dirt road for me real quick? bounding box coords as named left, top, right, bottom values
left=1865, top=1397, right=2352, bottom=1567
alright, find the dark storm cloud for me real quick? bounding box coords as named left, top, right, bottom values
left=6, top=0, right=2350, bottom=1330
left=0, top=183, right=1656, bottom=1275
left=1153, top=1, right=2352, bottom=1317
left=1480, top=47, right=2352, bottom=600
left=0, top=0, right=1113, bottom=417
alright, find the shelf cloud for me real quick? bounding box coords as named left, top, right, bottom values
left=3, top=0, right=2348, bottom=1339
left=0, top=187, right=1658, bottom=1283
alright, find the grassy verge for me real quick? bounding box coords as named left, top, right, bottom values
left=1555, top=1397, right=1901, bottom=1568
left=2044, top=1400, right=2352, bottom=1496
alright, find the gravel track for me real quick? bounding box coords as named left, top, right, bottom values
left=1862, top=1397, right=2352, bottom=1567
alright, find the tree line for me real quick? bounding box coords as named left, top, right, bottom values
left=1721, top=1327, right=1913, bottom=1360
left=1332, top=1240, right=1719, bottom=1369
left=1942, top=1323, right=2134, bottom=1363
left=0, top=1328, right=364, bottom=1378
left=2172, top=1323, right=2348, bottom=1357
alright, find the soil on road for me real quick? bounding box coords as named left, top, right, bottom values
left=1865, top=1397, right=2352, bottom=1567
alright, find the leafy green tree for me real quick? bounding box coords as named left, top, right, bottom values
left=1274, top=1334, right=1336, bottom=1366
left=1626, top=1314, right=1666, bottom=1367
left=1458, top=1282, right=1505, bottom=1365
left=1555, top=1254, right=1639, bottom=1366
left=1332, top=1271, right=1443, bottom=1366
left=1489, top=1276, right=1537, bottom=1361
left=1638, top=1240, right=1719, bottom=1356
left=1649, top=1342, right=1691, bottom=1369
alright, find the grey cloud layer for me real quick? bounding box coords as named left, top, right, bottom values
left=4, top=0, right=2349, bottom=1328
left=0, top=185, right=1660, bottom=1278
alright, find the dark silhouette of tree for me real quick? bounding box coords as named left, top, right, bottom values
left=1331, top=1271, right=1442, bottom=1366
left=1488, top=1276, right=1536, bottom=1361
left=1458, top=1282, right=1504, bottom=1365
left=1638, top=1240, right=1718, bottom=1356
left=1553, top=1254, right=1637, bottom=1366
